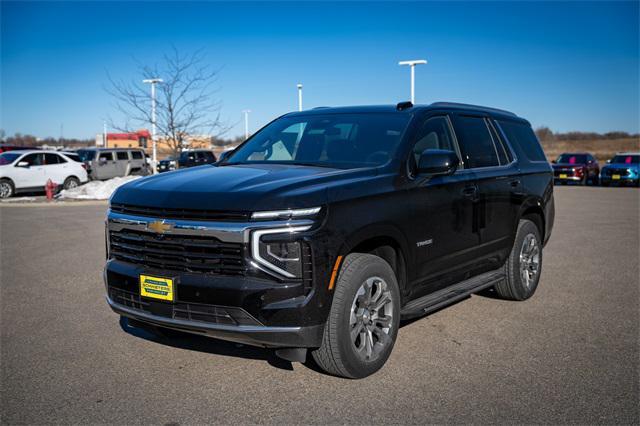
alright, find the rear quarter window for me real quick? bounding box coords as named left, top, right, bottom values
left=497, top=120, right=547, bottom=162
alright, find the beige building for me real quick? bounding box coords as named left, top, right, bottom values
left=102, top=130, right=213, bottom=157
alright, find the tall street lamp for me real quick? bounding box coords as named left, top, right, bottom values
left=143, top=78, right=163, bottom=173
left=242, top=109, right=251, bottom=140
left=297, top=83, right=303, bottom=111
left=398, top=59, right=427, bottom=104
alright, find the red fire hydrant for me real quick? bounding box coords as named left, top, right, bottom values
left=45, top=179, right=58, bottom=201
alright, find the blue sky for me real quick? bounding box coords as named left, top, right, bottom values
left=1, top=1, right=638, bottom=139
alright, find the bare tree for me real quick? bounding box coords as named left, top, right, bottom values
left=106, top=48, right=226, bottom=161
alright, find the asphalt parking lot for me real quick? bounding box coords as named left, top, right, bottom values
left=1, top=187, right=638, bottom=424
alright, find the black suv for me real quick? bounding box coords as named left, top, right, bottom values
left=178, top=149, right=217, bottom=168
left=105, top=102, right=554, bottom=378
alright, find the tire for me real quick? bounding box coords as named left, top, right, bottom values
left=63, top=176, right=80, bottom=190
left=495, top=219, right=543, bottom=301
left=0, top=179, right=14, bottom=199
left=311, top=253, right=401, bottom=379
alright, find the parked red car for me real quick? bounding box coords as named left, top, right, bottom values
left=0, top=145, right=30, bottom=153
left=552, top=152, right=599, bottom=185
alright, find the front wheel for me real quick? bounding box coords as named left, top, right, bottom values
left=494, top=219, right=543, bottom=301
left=311, top=253, right=400, bottom=379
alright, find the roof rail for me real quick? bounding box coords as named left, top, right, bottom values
left=430, top=102, right=517, bottom=117
left=313, top=106, right=330, bottom=110
left=396, top=101, right=413, bottom=111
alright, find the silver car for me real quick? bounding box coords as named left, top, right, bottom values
left=77, top=148, right=149, bottom=180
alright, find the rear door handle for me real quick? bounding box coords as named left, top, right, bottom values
left=462, top=185, right=478, bottom=197
left=510, top=179, right=521, bottom=188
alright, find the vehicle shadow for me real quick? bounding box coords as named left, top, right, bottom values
left=119, top=316, right=296, bottom=372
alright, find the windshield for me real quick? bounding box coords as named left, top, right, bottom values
left=556, top=154, right=587, bottom=164
left=225, top=113, right=411, bottom=169
left=611, top=155, right=639, bottom=165
left=0, top=152, right=21, bottom=165
left=76, top=150, right=96, bottom=161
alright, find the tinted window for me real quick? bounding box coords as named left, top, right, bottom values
left=99, top=152, right=114, bottom=161
left=202, top=151, right=216, bottom=161
left=611, top=155, right=639, bottom=164
left=21, top=153, right=44, bottom=166
left=131, top=151, right=143, bottom=159
left=452, top=116, right=499, bottom=169
left=227, top=113, right=411, bottom=169
left=556, top=154, right=587, bottom=164
left=497, top=120, right=547, bottom=162
left=412, top=116, right=456, bottom=165
left=487, top=120, right=513, bottom=165
left=77, top=150, right=95, bottom=161
left=44, top=153, right=65, bottom=165
left=116, top=151, right=129, bottom=160
left=0, top=153, right=21, bottom=165
left=63, top=153, right=82, bottom=162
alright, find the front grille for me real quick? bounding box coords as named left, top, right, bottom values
left=109, top=287, right=262, bottom=326
left=606, top=168, right=629, bottom=177
left=109, top=228, right=246, bottom=275
left=554, top=169, right=575, bottom=177
left=110, top=203, right=250, bottom=222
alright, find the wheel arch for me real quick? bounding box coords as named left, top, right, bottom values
left=517, top=197, right=545, bottom=239
left=338, top=224, right=410, bottom=298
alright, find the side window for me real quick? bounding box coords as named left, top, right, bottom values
left=412, top=116, right=456, bottom=165
left=496, top=120, right=547, bottom=162
left=116, top=151, right=129, bottom=160
left=203, top=151, right=216, bottom=162
left=487, top=120, right=513, bottom=165
left=99, top=152, right=114, bottom=161
left=131, top=151, right=143, bottom=160
left=20, top=153, right=43, bottom=166
left=452, top=116, right=500, bottom=169
left=44, top=153, right=64, bottom=165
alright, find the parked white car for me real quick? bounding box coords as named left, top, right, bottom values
left=0, top=150, right=89, bottom=198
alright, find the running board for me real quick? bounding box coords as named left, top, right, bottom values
left=400, top=269, right=505, bottom=320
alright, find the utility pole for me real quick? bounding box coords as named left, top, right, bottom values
left=102, top=121, right=107, bottom=148
left=242, top=110, right=251, bottom=140
left=398, top=59, right=427, bottom=104
left=143, top=78, right=163, bottom=173
left=297, top=83, right=303, bottom=111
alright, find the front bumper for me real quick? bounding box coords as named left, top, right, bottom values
left=108, top=293, right=324, bottom=348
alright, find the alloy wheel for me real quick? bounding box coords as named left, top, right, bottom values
left=519, top=233, right=540, bottom=288
left=349, top=276, right=394, bottom=362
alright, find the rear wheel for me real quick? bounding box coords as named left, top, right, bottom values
left=495, top=219, right=543, bottom=301
left=0, top=179, right=14, bottom=199
left=63, top=176, right=80, bottom=190
left=311, top=253, right=400, bottom=378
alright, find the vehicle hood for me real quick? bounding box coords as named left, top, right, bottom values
left=110, top=163, right=386, bottom=211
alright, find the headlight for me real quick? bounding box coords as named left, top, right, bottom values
left=252, top=207, right=321, bottom=220
left=251, top=226, right=310, bottom=278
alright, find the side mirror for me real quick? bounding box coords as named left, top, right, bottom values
left=417, top=149, right=459, bottom=176
left=16, top=161, right=29, bottom=168
left=551, top=160, right=557, bottom=164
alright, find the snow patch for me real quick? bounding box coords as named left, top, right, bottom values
left=58, top=176, right=141, bottom=200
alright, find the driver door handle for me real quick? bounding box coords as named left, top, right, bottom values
left=462, top=185, right=478, bottom=198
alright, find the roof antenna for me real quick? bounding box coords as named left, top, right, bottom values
left=396, top=101, right=413, bottom=111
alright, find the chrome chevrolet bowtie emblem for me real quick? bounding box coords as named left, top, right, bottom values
left=147, top=220, right=172, bottom=234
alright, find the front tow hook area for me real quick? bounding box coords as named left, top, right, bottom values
left=275, top=347, right=308, bottom=363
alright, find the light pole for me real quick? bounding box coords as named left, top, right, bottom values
left=398, top=59, right=427, bottom=104
left=143, top=78, right=163, bottom=173
left=242, top=109, right=251, bottom=140
left=102, top=121, right=107, bottom=148
left=297, top=83, right=303, bottom=111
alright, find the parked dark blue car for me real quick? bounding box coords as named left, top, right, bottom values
left=600, top=153, right=640, bottom=187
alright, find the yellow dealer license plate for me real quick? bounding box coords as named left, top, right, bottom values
left=140, top=275, right=174, bottom=301
left=612, top=174, right=621, bottom=180
left=559, top=174, right=568, bottom=179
